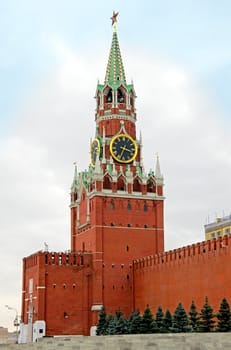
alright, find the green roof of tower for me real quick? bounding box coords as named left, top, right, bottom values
left=104, top=25, right=127, bottom=88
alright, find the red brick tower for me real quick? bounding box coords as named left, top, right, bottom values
left=70, top=14, right=164, bottom=329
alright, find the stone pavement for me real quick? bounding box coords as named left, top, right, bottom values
left=1, top=333, right=231, bottom=350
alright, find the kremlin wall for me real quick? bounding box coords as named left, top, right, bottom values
left=134, top=234, right=231, bottom=315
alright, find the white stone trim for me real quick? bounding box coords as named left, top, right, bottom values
left=91, top=304, right=103, bottom=311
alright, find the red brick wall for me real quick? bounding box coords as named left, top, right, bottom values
left=134, top=235, right=231, bottom=315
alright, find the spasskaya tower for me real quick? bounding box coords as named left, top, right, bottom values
left=70, top=12, right=164, bottom=327
left=20, top=12, right=164, bottom=340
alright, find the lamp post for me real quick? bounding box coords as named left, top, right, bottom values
left=5, top=305, right=20, bottom=341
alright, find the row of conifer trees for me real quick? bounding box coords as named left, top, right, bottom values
left=96, top=297, right=231, bottom=335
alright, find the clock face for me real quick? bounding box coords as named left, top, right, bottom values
left=110, top=134, right=138, bottom=163
left=90, top=138, right=100, bottom=166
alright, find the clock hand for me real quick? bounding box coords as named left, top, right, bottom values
left=120, top=148, right=125, bottom=158
left=120, top=146, right=132, bottom=153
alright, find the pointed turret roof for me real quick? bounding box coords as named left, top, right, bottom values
left=104, top=20, right=127, bottom=88
left=71, top=162, right=78, bottom=193
left=155, top=153, right=163, bottom=180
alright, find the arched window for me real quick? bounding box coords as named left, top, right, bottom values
left=118, top=176, right=125, bottom=191
left=147, top=179, right=155, bottom=193
left=106, top=89, right=112, bottom=102
left=143, top=202, right=148, bottom=212
left=127, top=201, right=131, bottom=211
left=133, top=177, right=141, bottom=192
left=103, top=175, right=111, bottom=190
left=117, top=89, right=124, bottom=103
left=110, top=199, right=115, bottom=210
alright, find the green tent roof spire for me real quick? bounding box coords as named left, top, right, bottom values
left=104, top=13, right=126, bottom=87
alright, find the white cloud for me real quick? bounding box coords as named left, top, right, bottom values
left=1, top=42, right=231, bottom=329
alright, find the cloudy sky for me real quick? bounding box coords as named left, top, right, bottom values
left=1, top=0, right=231, bottom=330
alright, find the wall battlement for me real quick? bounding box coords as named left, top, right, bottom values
left=23, top=251, right=92, bottom=269
left=134, top=235, right=231, bottom=270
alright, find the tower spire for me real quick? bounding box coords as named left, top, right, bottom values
left=105, top=12, right=126, bottom=87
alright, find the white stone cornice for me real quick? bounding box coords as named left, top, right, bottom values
left=96, top=114, right=136, bottom=124
left=87, top=190, right=164, bottom=201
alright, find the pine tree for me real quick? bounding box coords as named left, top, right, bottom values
left=140, top=305, right=155, bottom=334
left=188, top=300, right=200, bottom=332
left=198, top=296, right=215, bottom=332
left=171, top=303, right=190, bottom=333
left=128, top=309, right=142, bottom=334
left=162, top=309, right=172, bottom=333
left=216, top=298, right=231, bottom=332
left=115, top=314, right=129, bottom=334
left=96, top=306, right=107, bottom=335
left=155, top=306, right=164, bottom=332
left=105, top=314, right=117, bottom=335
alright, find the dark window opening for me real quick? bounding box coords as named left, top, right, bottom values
left=127, top=202, right=131, bottom=211
left=106, top=89, right=112, bottom=102
left=118, top=177, right=125, bottom=191
left=133, top=178, right=141, bottom=192
left=147, top=180, right=155, bottom=193
left=103, top=176, right=112, bottom=190
left=110, top=199, right=115, bottom=210
left=144, top=203, right=148, bottom=212
left=118, top=89, right=124, bottom=103
left=126, top=245, right=129, bottom=252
